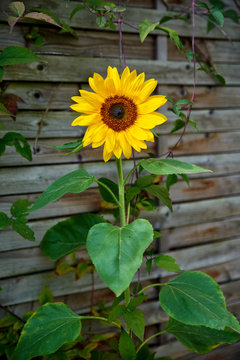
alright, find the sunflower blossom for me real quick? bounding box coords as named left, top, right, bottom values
left=70, top=66, right=167, bottom=162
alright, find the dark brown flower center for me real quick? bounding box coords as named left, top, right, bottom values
left=100, top=95, right=137, bottom=131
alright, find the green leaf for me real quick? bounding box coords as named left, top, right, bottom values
left=0, top=103, right=12, bottom=115
left=87, top=219, right=153, bottom=296
left=211, top=10, right=224, bottom=26
left=126, top=186, right=141, bottom=203
left=0, top=212, right=12, bottom=229
left=141, top=158, right=212, bottom=175
left=0, top=66, right=3, bottom=81
left=12, top=303, right=81, bottom=360
left=139, top=18, right=159, bottom=43
left=0, top=46, right=40, bottom=66
left=12, top=219, right=35, bottom=241
left=135, top=175, right=154, bottom=188
left=170, top=119, right=185, bottom=133
left=30, top=169, right=95, bottom=212
left=175, top=99, right=194, bottom=106
left=39, top=285, right=53, bottom=306
left=96, top=15, right=107, bottom=27
left=154, top=230, right=162, bottom=238
left=70, top=5, right=86, bottom=19
left=98, top=177, right=119, bottom=204
left=108, top=305, right=126, bottom=322
left=159, top=271, right=240, bottom=332
left=145, top=185, right=172, bottom=211
left=224, top=9, right=239, bottom=23
left=166, top=174, right=178, bottom=191
left=209, top=0, right=225, bottom=9
left=41, top=213, right=105, bottom=260
left=9, top=2, right=25, bottom=17
left=157, top=26, right=183, bottom=50
left=1, top=132, right=32, bottom=161
left=127, top=295, right=147, bottom=311
left=53, top=139, right=83, bottom=156
left=180, top=173, right=190, bottom=186
left=197, top=2, right=209, bottom=10
left=119, top=330, right=136, bottom=360
left=166, top=317, right=240, bottom=353
left=154, top=254, right=181, bottom=273
left=10, top=199, right=33, bottom=220
left=124, top=309, right=145, bottom=340
left=207, top=18, right=216, bottom=32
left=189, top=119, right=199, bottom=131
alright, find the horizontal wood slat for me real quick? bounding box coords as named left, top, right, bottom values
left=3, top=57, right=240, bottom=84
left=1, top=1, right=239, bottom=39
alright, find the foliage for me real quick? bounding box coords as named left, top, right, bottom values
left=1, top=1, right=240, bottom=360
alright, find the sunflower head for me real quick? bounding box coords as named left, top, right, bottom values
left=70, top=66, right=167, bottom=162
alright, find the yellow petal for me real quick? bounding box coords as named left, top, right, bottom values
left=70, top=98, right=97, bottom=114
left=136, top=79, right=157, bottom=103
left=128, top=125, right=151, bottom=140
left=121, top=66, right=130, bottom=83
left=107, top=66, right=121, bottom=92
left=119, top=132, right=132, bottom=159
left=89, top=73, right=108, bottom=98
left=72, top=113, right=100, bottom=126
left=138, top=95, right=167, bottom=114
left=103, top=145, right=114, bottom=162
left=104, top=77, right=116, bottom=95
left=136, top=112, right=167, bottom=129
left=113, top=142, right=122, bottom=159
left=79, top=90, right=103, bottom=106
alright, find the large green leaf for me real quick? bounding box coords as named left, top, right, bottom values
left=12, top=303, right=81, bottom=360
left=87, top=219, right=153, bottom=296
left=30, top=169, right=95, bottom=212
left=0, top=46, right=40, bottom=66
left=41, top=213, right=106, bottom=260
left=141, top=158, right=212, bottom=175
left=166, top=317, right=240, bottom=353
left=159, top=271, right=240, bottom=332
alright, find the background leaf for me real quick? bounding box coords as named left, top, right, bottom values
left=0, top=46, right=40, bottom=66
left=98, top=177, right=119, bottom=204
left=30, top=169, right=95, bottom=212
left=39, top=285, right=53, bottom=306
left=119, top=330, right=136, bottom=360
left=9, top=2, right=25, bottom=17
left=141, top=158, right=212, bottom=175
left=13, top=303, right=81, bottom=360
left=123, top=309, right=145, bottom=340
left=154, top=254, right=181, bottom=272
left=1, top=132, right=32, bottom=161
left=12, top=219, right=35, bottom=241
left=41, top=213, right=106, bottom=260
left=166, top=317, right=240, bottom=353
left=139, top=19, right=159, bottom=42
left=145, top=185, right=172, bottom=211
left=0, top=212, right=12, bottom=229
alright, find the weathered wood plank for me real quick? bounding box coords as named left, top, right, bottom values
left=1, top=152, right=240, bottom=195
left=1, top=24, right=239, bottom=64
left=0, top=237, right=240, bottom=303
left=2, top=130, right=240, bottom=166
left=0, top=25, right=155, bottom=59
left=4, top=83, right=240, bottom=110
left=0, top=138, right=156, bottom=166
left=168, top=37, right=240, bottom=63
left=1, top=109, right=240, bottom=141
left=1, top=1, right=239, bottom=39
left=161, top=217, right=240, bottom=250
left=2, top=57, right=240, bottom=85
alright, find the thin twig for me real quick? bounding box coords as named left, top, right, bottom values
left=0, top=303, right=24, bottom=323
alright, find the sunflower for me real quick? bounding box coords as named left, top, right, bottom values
left=70, top=66, right=167, bottom=162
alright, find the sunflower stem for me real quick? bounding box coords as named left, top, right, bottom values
left=116, top=157, right=126, bottom=227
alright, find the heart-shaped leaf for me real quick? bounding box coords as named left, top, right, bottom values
left=87, top=219, right=153, bottom=296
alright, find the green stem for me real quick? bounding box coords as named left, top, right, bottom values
left=95, top=179, right=120, bottom=207
left=136, top=330, right=166, bottom=353
left=137, top=283, right=166, bottom=296
left=79, top=315, right=121, bottom=328
left=123, top=162, right=140, bottom=185
left=116, top=157, right=126, bottom=227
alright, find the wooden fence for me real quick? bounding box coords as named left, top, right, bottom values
left=0, top=0, right=240, bottom=358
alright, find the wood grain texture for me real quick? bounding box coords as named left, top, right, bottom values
left=3, top=57, right=240, bottom=84
left=0, top=0, right=239, bottom=39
